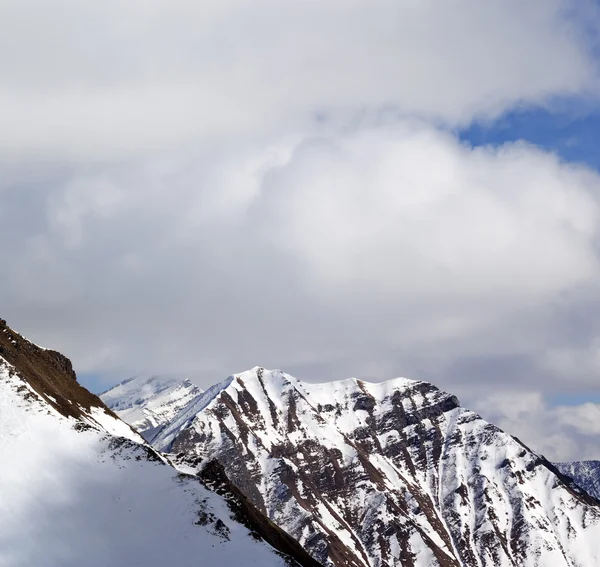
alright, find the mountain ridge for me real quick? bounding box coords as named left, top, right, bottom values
left=0, top=317, right=118, bottom=423
left=103, top=367, right=600, bottom=567
left=0, top=320, right=321, bottom=567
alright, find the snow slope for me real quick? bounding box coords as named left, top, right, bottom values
left=108, top=367, right=600, bottom=567
left=0, top=320, right=319, bottom=567
left=555, top=461, right=600, bottom=500
left=0, top=364, right=295, bottom=567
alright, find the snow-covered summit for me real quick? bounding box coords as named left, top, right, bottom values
left=111, top=366, right=600, bottom=567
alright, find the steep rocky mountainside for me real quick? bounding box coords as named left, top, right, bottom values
left=0, top=318, right=118, bottom=424
left=555, top=461, right=600, bottom=501
left=104, top=367, right=600, bottom=567
left=0, top=321, right=320, bottom=567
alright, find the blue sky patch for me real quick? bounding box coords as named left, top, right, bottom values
left=458, top=105, right=600, bottom=172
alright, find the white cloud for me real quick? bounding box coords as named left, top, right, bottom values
left=2, top=122, right=600, bottom=395
left=474, top=392, right=600, bottom=462
left=1, top=0, right=600, bottom=459
left=558, top=403, right=600, bottom=436
left=251, top=127, right=599, bottom=303
left=0, top=0, right=598, bottom=158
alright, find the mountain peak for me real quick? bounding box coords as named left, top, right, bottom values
left=101, top=373, right=204, bottom=443
left=109, top=367, right=600, bottom=567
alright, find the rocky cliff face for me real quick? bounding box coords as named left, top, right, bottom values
left=105, top=367, right=600, bottom=567
left=0, top=321, right=321, bottom=567
left=555, top=460, right=600, bottom=501
left=0, top=318, right=115, bottom=423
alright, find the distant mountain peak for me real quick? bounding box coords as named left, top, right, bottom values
left=554, top=460, right=600, bottom=501
left=101, top=373, right=204, bottom=443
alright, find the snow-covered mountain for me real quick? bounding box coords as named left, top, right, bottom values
left=100, top=374, right=203, bottom=443
left=554, top=461, right=600, bottom=501
left=104, top=367, right=600, bottom=567
left=0, top=320, right=320, bottom=567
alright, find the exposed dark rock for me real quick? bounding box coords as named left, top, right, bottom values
left=0, top=318, right=115, bottom=421
left=199, top=460, right=323, bottom=567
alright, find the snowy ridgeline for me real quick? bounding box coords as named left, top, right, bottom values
left=0, top=362, right=304, bottom=567
left=103, top=368, right=600, bottom=567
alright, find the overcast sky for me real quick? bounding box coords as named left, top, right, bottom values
left=2, top=0, right=600, bottom=461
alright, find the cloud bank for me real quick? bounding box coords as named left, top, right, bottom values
left=0, top=0, right=598, bottom=157
left=1, top=0, right=600, bottom=458
left=477, top=393, right=600, bottom=462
